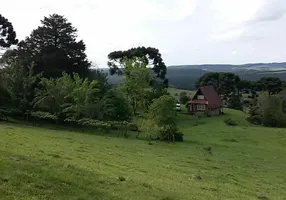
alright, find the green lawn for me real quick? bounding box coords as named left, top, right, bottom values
left=1, top=109, right=286, bottom=199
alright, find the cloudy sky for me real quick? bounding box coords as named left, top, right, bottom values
left=2, top=0, right=286, bottom=67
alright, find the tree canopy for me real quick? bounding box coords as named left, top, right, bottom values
left=196, top=72, right=240, bottom=100
left=0, top=14, right=18, bottom=48
left=256, top=77, right=283, bottom=96
left=107, top=46, right=168, bottom=87
left=15, top=14, right=90, bottom=78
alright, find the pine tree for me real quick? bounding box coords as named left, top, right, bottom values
left=17, top=14, right=90, bottom=78
left=0, top=14, right=18, bottom=49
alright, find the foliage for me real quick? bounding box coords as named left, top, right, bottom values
left=228, top=94, right=243, bottom=111
left=237, top=80, right=253, bottom=94
left=88, top=68, right=110, bottom=98
left=248, top=93, right=286, bottom=127
left=148, top=95, right=181, bottom=142
left=126, top=123, right=139, bottom=131
left=196, top=72, right=220, bottom=92
left=256, top=77, right=283, bottom=96
left=120, top=58, right=151, bottom=114
left=224, top=118, right=237, bottom=126
left=138, top=118, right=161, bottom=141
left=101, top=88, right=132, bottom=121
left=33, top=73, right=74, bottom=120
left=31, top=111, right=58, bottom=121
left=196, top=72, right=240, bottom=101
left=0, top=14, right=18, bottom=48
left=108, top=46, right=168, bottom=87
left=0, top=49, right=17, bottom=67
left=1, top=62, right=40, bottom=118
left=179, top=92, right=190, bottom=105
left=220, top=73, right=241, bottom=100
left=15, top=14, right=90, bottom=78
left=62, top=73, right=99, bottom=120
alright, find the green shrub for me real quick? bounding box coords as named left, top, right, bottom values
left=127, top=123, right=138, bottom=132
left=247, top=115, right=262, bottom=125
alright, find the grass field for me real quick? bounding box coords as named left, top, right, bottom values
left=168, top=87, right=195, bottom=100
left=1, top=109, right=286, bottom=200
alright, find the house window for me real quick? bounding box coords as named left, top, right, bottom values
left=197, top=95, right=204, bottom=100
left=197, top=104, right=205, bottom=110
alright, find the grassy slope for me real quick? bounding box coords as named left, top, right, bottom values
left=1, top=110, right=286, bottom=200
left=168, top=88, right=195, bottom=100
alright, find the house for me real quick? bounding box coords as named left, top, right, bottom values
left=187, top=85, right=222, bottom=116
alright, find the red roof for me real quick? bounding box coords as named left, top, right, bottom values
left=188, top=85, right=222, bottom=109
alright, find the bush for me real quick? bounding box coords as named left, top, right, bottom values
left=127, top=123, right=138, bottom=132
left=243, top=99, right=250, bottom=105
left=179, top=92, right=190, bottom=105
left=228, top=94, right=243, bottom=110
left=224, top=118, right=237, bottom=126
left=159, top=126, right=184, bottom=142
left=247, top=115, right=262, bottom=125
left=248, top=94, right=286, bottom=127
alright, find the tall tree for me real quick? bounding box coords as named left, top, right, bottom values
left=257, top=77, right=283, bottom=96
left=120, top=58, right=150, bottom=115
left=0, top=14, right=18, bottom=49
left=107, top=46, right=168, bottom=88
left=196, top=72, right=220, bottom=93
left=220, top=73, right=241, bottom=100
left=196, top=72, right=240, bottom=101
left=16, top=14, right=90, bottom=78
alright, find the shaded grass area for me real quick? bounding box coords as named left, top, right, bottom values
left=1, top=109, right=286, bottom=199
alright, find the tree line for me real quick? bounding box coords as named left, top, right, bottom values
left=194, top=72, right=286, bottom=127
left=0, top=14, right=181, bottom=142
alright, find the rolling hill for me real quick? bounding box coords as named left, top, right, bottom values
left=101, top=62, right=286, bottom=90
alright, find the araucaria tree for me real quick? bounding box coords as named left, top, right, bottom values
left=16, top=14, right=90, bottom=78
left=196, top=72, right=240, bottom=100
left=0, top=14, right=18, bottom=49
left=107, top=46, right=168, bottom=88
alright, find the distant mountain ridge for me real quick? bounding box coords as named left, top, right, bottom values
left=169, top=62, right=286, bottom=72
left=100, top=62, right=286, bottom=90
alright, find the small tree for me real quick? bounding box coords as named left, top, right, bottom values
left=257, top=94, right=286, bottom=127
left=148, top=95, right=182, bottom=142
left=33, top=73, right=75, bottom=121
left=101, top=88, right=132, bottom=121
left=228, top=94, right=243, bottom=111
left=179, top=91, right=190, bottom=105
left=1, top=62, right=39, bottom=119
left=62, top=73, right=99, bottom=120
left=121, top=58, right=150, bottom=115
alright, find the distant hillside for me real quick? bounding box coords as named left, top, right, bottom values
left=100, top=62, right=286, bottom=90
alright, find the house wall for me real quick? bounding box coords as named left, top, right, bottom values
left=188, top=104, right=221, bottom=116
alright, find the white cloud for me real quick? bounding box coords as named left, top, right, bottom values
left=1, top=0, right=286, bottom=66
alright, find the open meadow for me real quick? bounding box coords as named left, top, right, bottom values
left=1, top=109, right=286, bottom=200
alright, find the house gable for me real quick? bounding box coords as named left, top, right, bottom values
left=189, top=85, right=222, bottom=109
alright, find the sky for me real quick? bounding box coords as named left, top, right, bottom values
left=1, top=0, right=286, bottom=67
